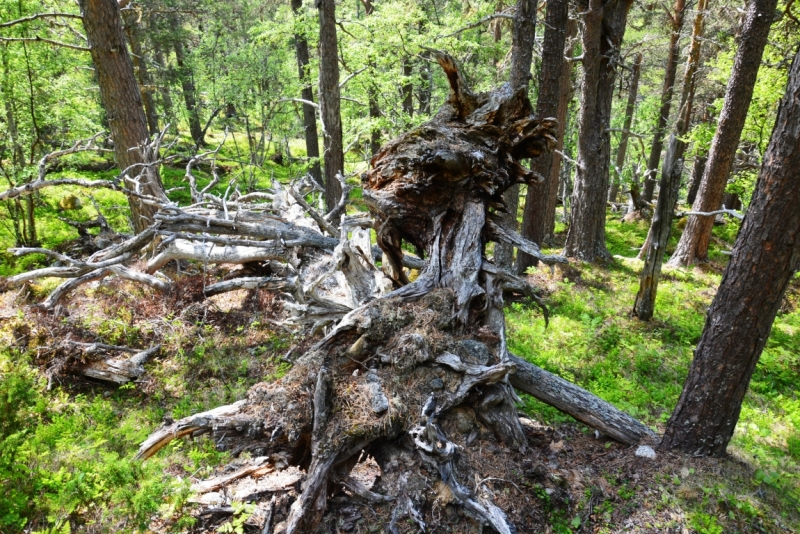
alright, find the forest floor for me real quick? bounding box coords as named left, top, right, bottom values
left=1, top=138, right=799, bottom=533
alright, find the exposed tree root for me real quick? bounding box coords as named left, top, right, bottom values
left=2, top=49, right=659, bottom=532
left=137, top=291, right=529, bottom=531
left=133, top=51, right=655, bottom=531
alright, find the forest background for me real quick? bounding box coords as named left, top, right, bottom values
left=0, top=0, right=799, bottom=532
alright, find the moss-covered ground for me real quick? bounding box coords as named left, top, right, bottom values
left=507, top=213, right=800, bottom=533
left=0, top=136, right=798, bottom=532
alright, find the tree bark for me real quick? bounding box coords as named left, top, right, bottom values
left=418, top=50, right=432, bottom=115
left=402, top=58, right=414, bottom=118
left=508, top=353, right=655, bottom=444
left=494, top=1, right=505, bottom=42
left=660, top=44, right=800, bottom=456
left=668, top=0, right=778, bottom=267
left=316, top=0, right=344, bottom=210
left=685, top=154, right=706, bottom=205
left=517, top=0, right=570, bottom=271
left=291, top=0, right=323, bottom=188
left=722, top=191, right=741, bottom=210
left=633, top=133, right=686, bottom=319
left=495, top=0, right=537, bottom=269
left=170, top=16, right=204, bottom=148
left=545, top=21, right=577, bottom=240
left=368, top=93, right=381, bottom=156
left=564, top=0, right=633, bottom=261
left=675, top=0, right=706, bottom=137
left=608, top=53, right=642, bottom=203
left=682, top=0, right=711, bottom=207
left=78, top=0, right=166, bottom=233
left=507, top=0, right=537, bottom=91
left=643, top=0, right=687, bottom=202
left=362, top=0, right=382, bottom=157
left=634, top=0, right=707, bottom=320
left=123, top=12, right=159, bottom=135
left=151, top=36, right=177, bottom=133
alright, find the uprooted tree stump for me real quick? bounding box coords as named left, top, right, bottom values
left=136, top=52, right=654, bottom=533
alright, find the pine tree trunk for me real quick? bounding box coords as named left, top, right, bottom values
left=419, top=50, right=432, bottom=115
left=292, top=0, right=322, bottom=188
left=1, top=47, right=25, bottom=168
left=634, top=0, right=707, bottom=319
left=78, top=0, right=166, bottom=233
left=368, top=93, right=381, bottom=156
left=402, top=58, right=414, bottom=118
left=722, top=191, right=741, bottom=210
left=123, top=12, right=159, bottom=135
left=633, top=133, right=686, bottom=319
left=564, top=0, right=633, bottom=261
left=680, top=0, right=709, bottom=208
left=668, top=0, right=778, bottom=266
left=507, top=0, right=536, bottom=91
left=609, top=53, right=642, bottom=203
left=317, top=0, right=344, bottom=210
left=685, top=154, right=706, bottom=205
left=362, top=0, right=382, bottom=157
left=171, top=17, right=204, bottom=148
left=544, top=21, right=577, bottom=240
left=495, top=0, right=537, bottom=269
left=517, top=0, right=570, bottom=271
left=660, top=45, right=800, bottom=455
left=151, top=37, right=177, bottom=133
left=643, top=0, right=687, bottom=202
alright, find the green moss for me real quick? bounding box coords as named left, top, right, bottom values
left=509, top=214, right=800, bottom=525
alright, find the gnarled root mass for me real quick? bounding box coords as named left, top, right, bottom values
left=0, top=49, right=661, bottom=531
left=134, top=51, right=656, bottom=532
left=138, top=291, right=538, bottom=532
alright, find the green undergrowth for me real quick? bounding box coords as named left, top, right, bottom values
left=508, top=215, right=800, bottom=531
left=0, top=350, right=196, bottom=532
left=0, top=279, right=294, bottom=532
left=2, top=132, right=798, bottom=531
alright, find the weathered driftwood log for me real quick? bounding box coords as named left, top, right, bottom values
left=136, top=51, right=654, bottom=532
left=147, top=239, right=291, bottom=273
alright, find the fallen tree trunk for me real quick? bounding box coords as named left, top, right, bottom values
left=0, top=40, right=657, bottom=531
left=135, top=51, right=654, bottom=533
left=507, top=353, right=655, bottom=444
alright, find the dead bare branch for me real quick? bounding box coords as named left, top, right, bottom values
left=435, top=11, right=515, bottom=40
left=79, top=345, right=161, bottom=384
left=678, top=205, right=744, bottom=220
left=0, top=35, right=90, bottom=51
left=0, top=12, right=83, bottom=29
